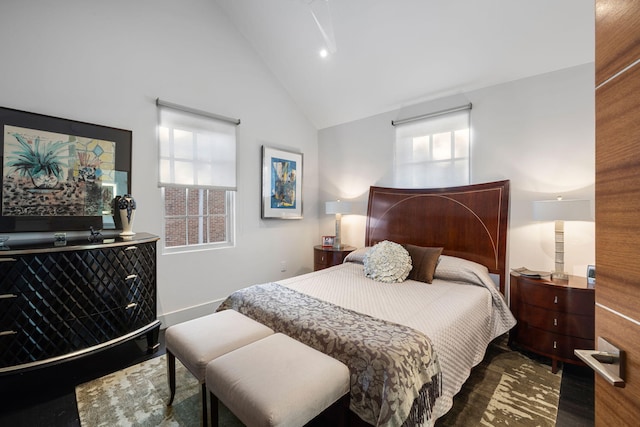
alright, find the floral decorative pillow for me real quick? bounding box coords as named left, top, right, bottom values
left=363, top=240, right=412, bottom=283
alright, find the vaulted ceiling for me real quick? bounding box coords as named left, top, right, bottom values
left=215, top=0, right=594, bottom=129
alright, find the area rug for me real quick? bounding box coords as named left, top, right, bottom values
left=435, top=338, right=562, bottom=426
left=76, top=339, right=561, bottom=426
left=75, top=355, right=243, bottom=427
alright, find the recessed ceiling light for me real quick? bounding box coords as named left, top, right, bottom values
left=319, top=48, right=329, bottom=58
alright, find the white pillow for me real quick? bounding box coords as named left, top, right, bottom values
left=363, top=240, right=412, bottom=283
left=343, top=247, right=370, bottom=264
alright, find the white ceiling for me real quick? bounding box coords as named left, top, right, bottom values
left=215, top=0, right=594, bottom=129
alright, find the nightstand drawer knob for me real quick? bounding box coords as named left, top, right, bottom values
left=321, top=255, right=325, bottom=262
left=553, top=296, right=558, bottom=304
left=554, top=318, right=558, bottom=326
left=553, top=340, right=557, bottom=349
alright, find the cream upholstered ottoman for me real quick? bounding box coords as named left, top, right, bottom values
left=165, top=309, right=274, bottom=427
left=206, top=333, right=350, bottom=427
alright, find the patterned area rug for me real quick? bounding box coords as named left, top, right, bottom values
left=436, top=338, right=562, bottom=426
left=76, top=338, right=561, bottom=426
left=75, top=355, right=243, bottom=427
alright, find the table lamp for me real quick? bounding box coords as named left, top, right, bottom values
left=325, top=200, right=352, bottom=249
left=533, top=196, right=592, bottom=280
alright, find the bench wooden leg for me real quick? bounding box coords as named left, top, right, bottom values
left=166, top=350, right=176, bottom=406
left=201, top=383, right=208, bottom=427
left=209, top=391, right=220, bottom=427
left=338, top=394, right=350, bottom=427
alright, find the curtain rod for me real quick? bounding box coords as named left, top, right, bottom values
left=391, top=103, right=472, bottom=126
left=156, top=98, right=241, bottom=126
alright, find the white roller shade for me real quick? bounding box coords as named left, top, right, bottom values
left=158, top=104, right=237, bottom=190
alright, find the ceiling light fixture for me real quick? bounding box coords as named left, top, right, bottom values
left=319, top=48, right=329, bottom=58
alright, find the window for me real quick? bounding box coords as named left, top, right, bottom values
left=394, top=107, right=470, bottom=188
left=157, top=100, right=238, bottom=252
left=162, top=187, right=234, bottom=248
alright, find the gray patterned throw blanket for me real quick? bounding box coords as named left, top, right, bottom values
left=218, top=283, right=441, bottom=427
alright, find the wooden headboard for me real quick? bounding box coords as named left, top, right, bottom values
left=365, top=180, right=510, bottom=293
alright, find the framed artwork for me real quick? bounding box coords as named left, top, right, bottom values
left=322, top=235, right=335, bottom=247
left=587, top=264, right=596, bottom=286
left=1, top=106, right=132, bottom=232
left=261, top=145, right=303, bottom=219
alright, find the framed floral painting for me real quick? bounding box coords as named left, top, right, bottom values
left=0, top=106, right=132, bottom=232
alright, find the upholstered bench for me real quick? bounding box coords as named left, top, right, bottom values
left=206, top=332, right=351, bottom=427
left=165, top=309, right=274, bottom=426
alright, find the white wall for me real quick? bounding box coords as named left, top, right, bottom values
left=0, top=0, right=319, bottom=326
left=319, top=63, right=595, bottom=278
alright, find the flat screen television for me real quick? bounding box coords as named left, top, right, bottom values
left=0, top=106, right=132, bottom=233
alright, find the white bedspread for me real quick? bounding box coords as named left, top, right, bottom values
left=278, top=255, right=516, bottom=424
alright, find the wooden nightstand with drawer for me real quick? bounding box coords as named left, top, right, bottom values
left=509, top=273, right=595, bottom=373
left=313, top=245, right=356, bottom=271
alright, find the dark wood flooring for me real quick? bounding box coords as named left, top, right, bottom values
left=0, top=332, right=594, bottom=427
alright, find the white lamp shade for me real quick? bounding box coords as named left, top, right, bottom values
left=532, top=199, right=592, bottom=221
left=326, top=200, right=352, bottom=215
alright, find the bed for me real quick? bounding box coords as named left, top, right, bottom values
left=219, top=180, right=516, bottom=427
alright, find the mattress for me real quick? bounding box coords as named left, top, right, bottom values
left=277, top=254, right=516, bottom=424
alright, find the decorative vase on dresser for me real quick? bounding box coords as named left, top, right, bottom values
left=509, top=272, right=595, bottom=373
left=0, top=233, right=160, bottom=374
left=117, top=193, right=136, bottom=236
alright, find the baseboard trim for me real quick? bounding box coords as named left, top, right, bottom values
left=158, top=299, right=226, bottom=329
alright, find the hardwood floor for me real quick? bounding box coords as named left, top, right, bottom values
left=557, top=363, right=595, bottom=426
left=0, top=331, right=594, bottom=427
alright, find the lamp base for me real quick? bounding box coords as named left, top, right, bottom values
left=551, top=271, right=569, bottom=281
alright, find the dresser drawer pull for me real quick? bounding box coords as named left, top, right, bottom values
left=125, top=302, right=137, bottom=310
left=321, top=255, right=325, bottom=262
left=553, top=296, right=558, bottom=304
left=553, top=318, right=558, bottom=326
left=553, top=341, right=557, bottom=349
left=125, top=246, right=138, bottom=251
left=125, top=274, right=138, bottom=280
left=0, top=330, right=17, bottom=336
left=0, top=293, right=17, bottom=299
left=0, top=258, right=17, bottom=263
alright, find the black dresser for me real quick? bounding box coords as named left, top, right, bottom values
left=0, top=233, right=160, bottom=374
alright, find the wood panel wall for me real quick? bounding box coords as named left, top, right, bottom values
left=595, top=0, right=640, bottom=424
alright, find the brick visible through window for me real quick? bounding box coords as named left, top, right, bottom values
left=163, top=187, right=229, bottom=247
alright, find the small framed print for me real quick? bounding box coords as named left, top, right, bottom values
left=261, top=145, right=303, bottom=219
left=322, top=235, right=335, bottom=248
left=587, top=265, right=596, bottom=286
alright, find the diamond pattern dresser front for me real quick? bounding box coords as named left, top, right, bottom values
left=0, top=233, right=160, bottom=373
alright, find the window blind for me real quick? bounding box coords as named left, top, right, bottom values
left=394, top=108, right=470, bottom=188
left=158, top=103, right=237, bottom=190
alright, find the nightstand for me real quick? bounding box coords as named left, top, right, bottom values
left=313, top=245, right=356, bottom=271
left=509, top=273, right=595, bottom=373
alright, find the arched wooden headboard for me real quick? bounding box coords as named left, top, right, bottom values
left=365, top=180, right=510, bottom=293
